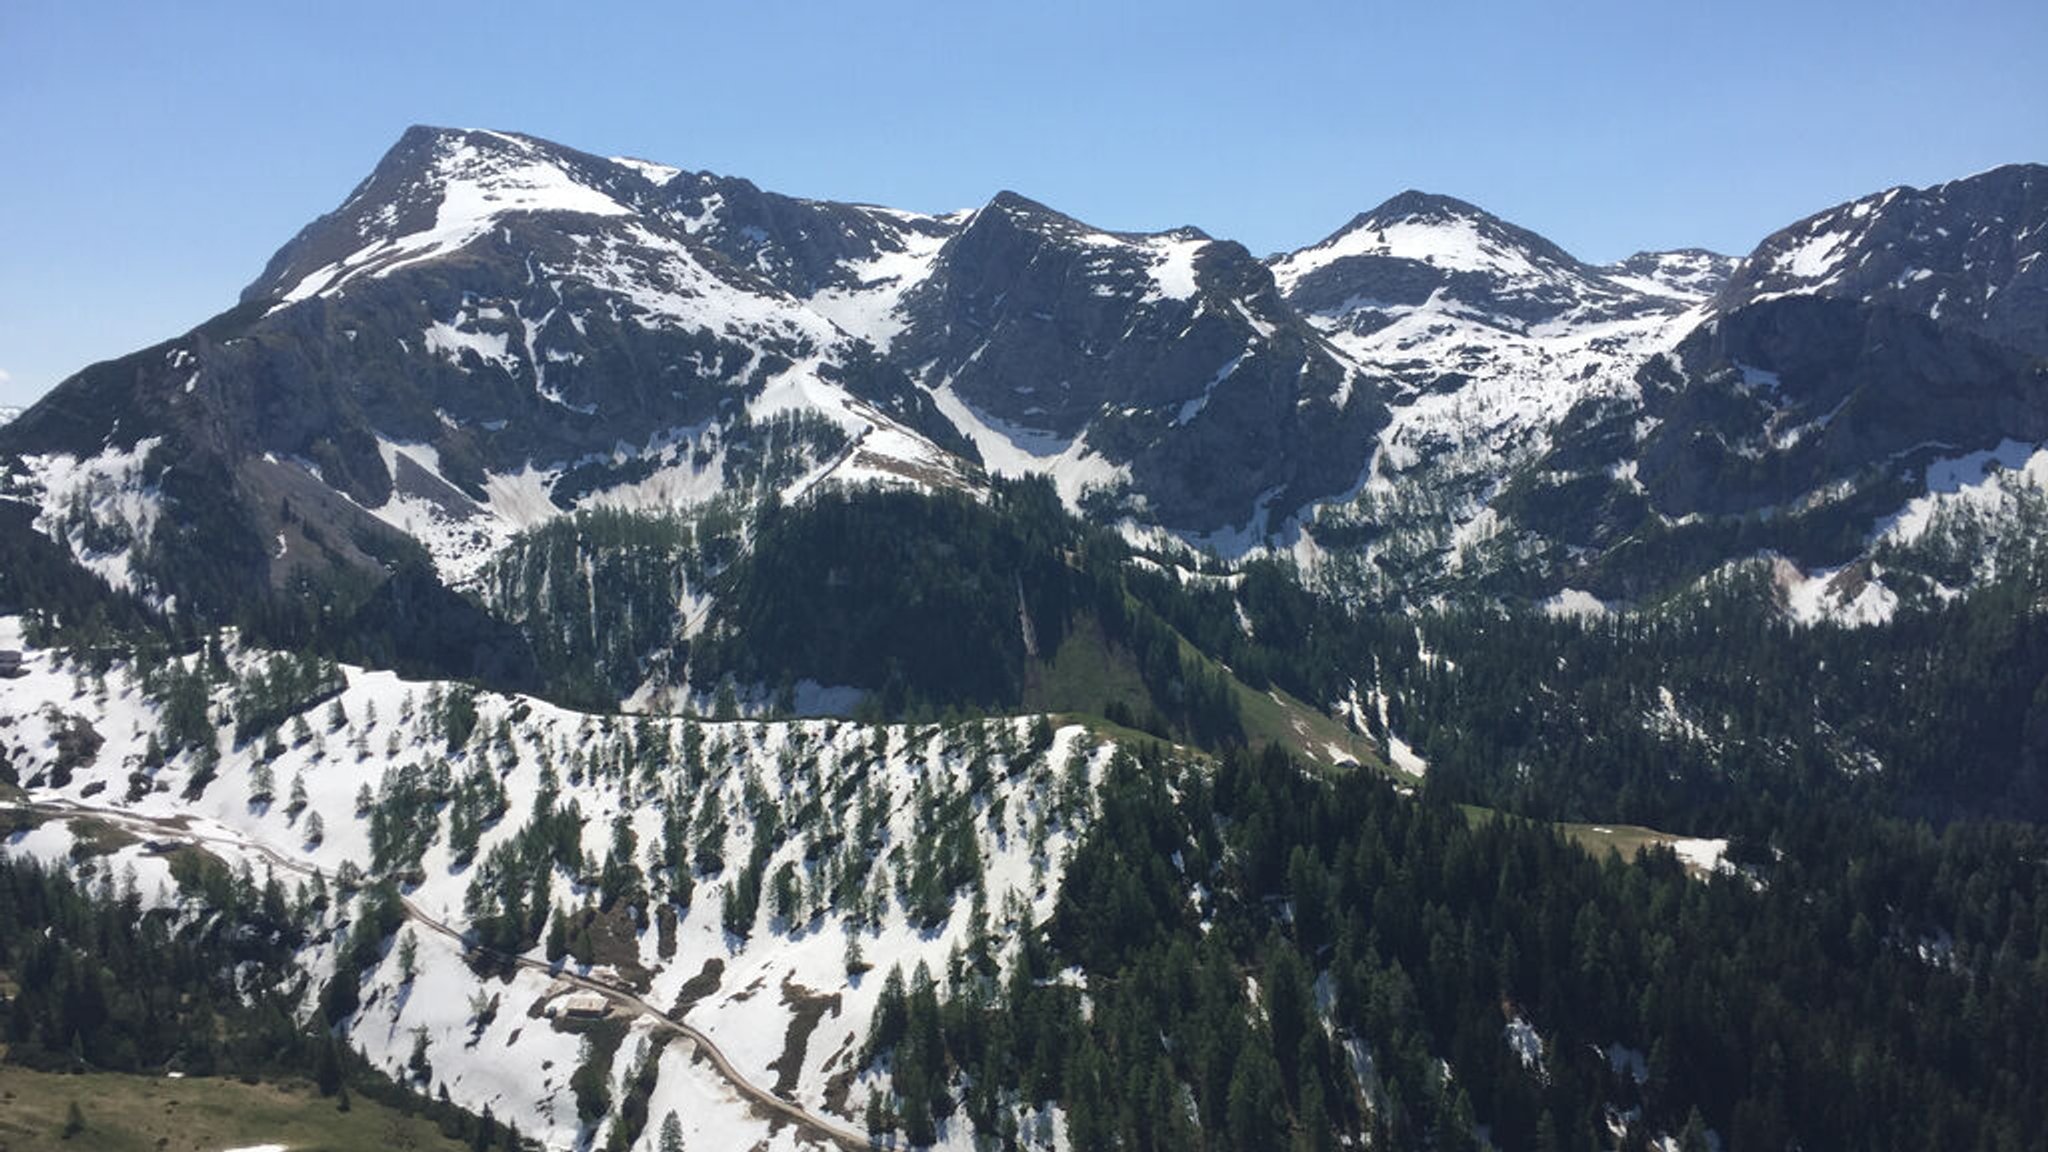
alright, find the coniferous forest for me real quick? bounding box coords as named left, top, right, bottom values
left=6, top=476, right=2047, bottom=1150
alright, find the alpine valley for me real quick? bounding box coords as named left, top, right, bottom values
left=1, top=128, right=2044, bottom=1152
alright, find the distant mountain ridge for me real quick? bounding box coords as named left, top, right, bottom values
left=0, top=125, right=2041, bottom=643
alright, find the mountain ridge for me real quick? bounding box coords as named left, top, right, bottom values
left=3, top=126, right=2043, bottom=635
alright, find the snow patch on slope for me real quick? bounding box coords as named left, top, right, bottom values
left=1872, top=439, right=2048, bottom=550
left=564, top=222, right=840, bottom=348
left=1540, top=588, right=1610, bottom=620
left=610, top=156, right=682, bottom=185
left=1772, top=557, right=1900, bottom=628
left=1669, top=838, right=1731, bottom=875
left=23, top=437, right=165, bottom=596
left=805, top=216, right=951, bottom=350
left=1141, top=232, right=1208, bottom=302
left=360, top=440, right=512, bottom=586
left=749, top=359, right=969, bottom=495
left=423, top=319, right=516, bottom=373
left=930, top=381, right=1129, bottom=505
left=1771, top=229, right=1854, bottom=282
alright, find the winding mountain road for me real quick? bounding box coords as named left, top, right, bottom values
left=6, top=797, right=870, bottom=1152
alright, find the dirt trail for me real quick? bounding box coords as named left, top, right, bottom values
left=9, top=798, right=869, bottom=1151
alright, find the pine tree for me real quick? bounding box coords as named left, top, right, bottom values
left=570, top=1035, right=612, bottom=1124
left=1678, top=1107, right=1712, bottom=1152
left=545, top=910, right=569, bottom=963
left=869, top=964, right=908, bottom=1056
left=864, top=1093, right=895, bottom=1142
left=408, top=1025, right=432, bottom=1083
left=315, top=1034, right=344, bottom=1095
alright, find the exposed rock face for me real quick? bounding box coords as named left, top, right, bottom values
left=0, top=128, right=2040, bottom=624
left=1505, top=166, right=2048, bottom=597
left=1634, top=296, right=2047, bottom=520
left=0, top=127, right=958, bottom=614
left=1717, top=163, right=2048, bottom=355
left=1600, top=249, right=1739, bottom=304
left=896, top=192, right=1384, bottom=531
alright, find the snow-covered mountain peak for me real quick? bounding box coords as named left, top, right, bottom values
left=1274, top=198, right=1726, bottom=596
left=1273, top=191, right=1580, bottom=298
left=980, top=188, right=1064, bottom=222
left=891, top=189, right=1377, bottom=534
left=936, top=188, right=1229, bottom=313
left=0, top=126, right=986, bottom=596
left=246, top=126, right=657, bottom=306
left=1270, top=189, right=1676, bottom=336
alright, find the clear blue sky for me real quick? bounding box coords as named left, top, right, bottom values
left=3, top=0, right=2042, bottom=406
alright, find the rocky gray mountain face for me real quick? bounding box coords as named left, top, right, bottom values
left=1716, top=164, right=2048, bottom=353
left=0, top=125, right=2040, bottom=642
left=893, top=191, right=1383, bottom=532
left=0, top=126, right=1387, bottom=623
left=1, top=128, right=964, bottom=619
left=1503, top=164, right=2048, bottom=604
